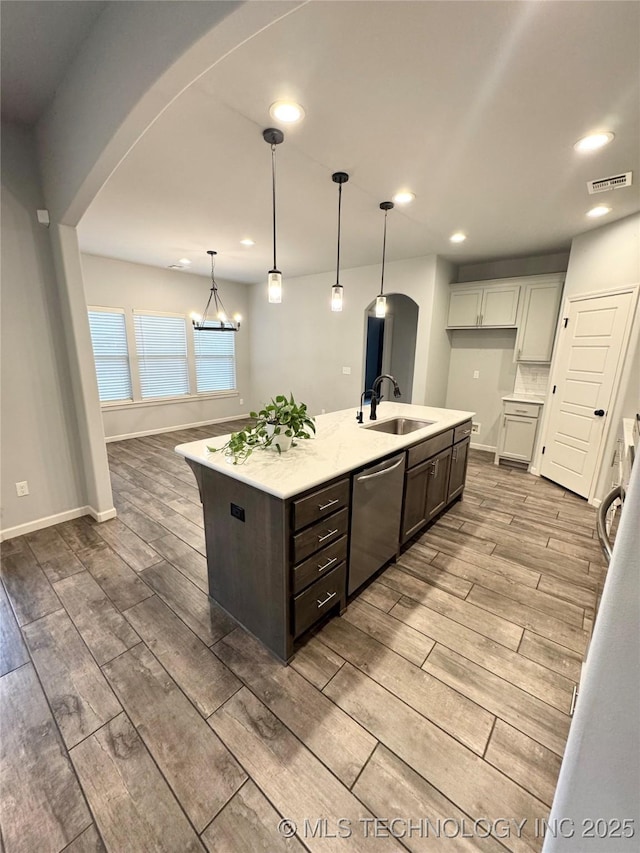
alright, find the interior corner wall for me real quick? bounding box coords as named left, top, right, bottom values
left=424, top=257, right=453, bottom=407
left=456, top=250, right=570, bottom=283
left=247, top=255, right=438, bottom=417
left=1, top=122, right=87, bottom=537
left=81, top=254, right=251, bottom=439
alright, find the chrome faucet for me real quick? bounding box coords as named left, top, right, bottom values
left=369, top=374, right=401, bottom=420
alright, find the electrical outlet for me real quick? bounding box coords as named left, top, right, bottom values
left=473, top=370, right=480, bottom=379
left=239, top=398, right=244, bottom=405
left=321, top=408, right=326, bottom=414
left=342, top=366, right=351, bottom=375
left=16, top=481, right=29, bottom=497
left=471, top=423, right=480, bottom=434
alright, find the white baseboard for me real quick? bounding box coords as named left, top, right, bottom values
left=105, top=413, right=250, bottom=443
left=1, top=506, right=90, bottom=542
left=89, top=506, right=117, bottom=523
left=470, top=442, right=497, bottom=453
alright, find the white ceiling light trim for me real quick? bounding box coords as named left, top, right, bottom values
left=586, top=205, right=612, bottom=218
left=269, top=100, right=305, bottom=123
left=574, top=132, right=615, bottom=153
left=392, top=191, right=415, bottom=205
left=449, top=232, right=467, bottom=243
left=240, top=238, right=255, bottom=246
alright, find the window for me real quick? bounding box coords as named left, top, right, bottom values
left=87, top=309, right=132, bottom=402
left=134, top=312, right=190, bottom=399
left=194, top=329, right=236, bottom=393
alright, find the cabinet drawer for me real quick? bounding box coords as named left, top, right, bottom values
left=292, top=535, right=347, bottom=594
left=292, top=507, right=349, bottom=564
left=293, top=563, right=345, bottom=638
left=504, top=401, right=541, bottom=418
left=292, top=478, right=349, bottom=531
left=407, top=429, right=453, bottom=469
left=454, top=421, right=473, bottom=443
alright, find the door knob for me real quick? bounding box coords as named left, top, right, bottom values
left=594, top=409, right=605, bottom=417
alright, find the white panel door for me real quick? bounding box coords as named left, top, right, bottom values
left=540, top=290, right=634, bottom=497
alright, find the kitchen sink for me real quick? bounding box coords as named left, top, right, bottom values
left=362, top=417, right=435, bottom=435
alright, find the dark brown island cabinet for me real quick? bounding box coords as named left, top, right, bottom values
left=186, top=418, right=472, bottom=662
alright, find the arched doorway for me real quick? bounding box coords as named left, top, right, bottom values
left=364, top=294, right=418, bottom=402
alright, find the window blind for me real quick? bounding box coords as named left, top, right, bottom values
left=194, top=329, right=236, bottom=393
left=134, top=313, right=190, bottom=398
left=87, top=310, right=132, bottom=402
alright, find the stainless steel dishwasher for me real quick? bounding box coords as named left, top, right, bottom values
left=349, top=452, right=406, bottom=595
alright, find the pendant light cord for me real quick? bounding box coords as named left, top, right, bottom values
left=271, top=143, right=277, bottom=270
left=336, top=182, right=343, bottom=283
left=380, top=208, right=389, bottom=296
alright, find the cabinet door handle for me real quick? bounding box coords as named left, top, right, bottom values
left=430, top=459, right=439, bottom=477
left=476, top=314, right=480, bottom=326
left=317, top=591, right=337, bottom=608
left=480, top=313, right=483, bottom=325
left=317, top=556, right=337, bottom=572
left=516, top=348, right=521, bottom=361
left=453, top=448, right=458, bottom=461
left=317, top=528, right=338, bottom=543
left=318, top=498, right=339, bottom=511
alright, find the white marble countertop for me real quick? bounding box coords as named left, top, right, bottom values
left=502, top=393, right=545, bottom=405
left=175, top=402, right=475, bottom=499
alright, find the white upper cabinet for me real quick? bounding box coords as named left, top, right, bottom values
left=447, top=280, right=520, bottom=328
left=514, top=276, right=564, bottom=362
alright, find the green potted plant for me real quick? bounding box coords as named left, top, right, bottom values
left=208, top=393, right=315, bottom=464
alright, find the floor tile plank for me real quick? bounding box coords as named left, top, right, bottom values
left=40, top=551, right=87, bottom=584
left=104, top=644, right=245, bottom=831
left=139, top=560, right=235, bottom=645
left=148, top=532, right=208, bottom=592
left=70, top=712, right=204, bottom=852
left=0, top=581, right=29, bottom=676
left=485, top=720, right=562, bottom=808
left=24, top=527, right=71, bottom=563
left=422, top=644, right=570, bottom=755
left=63, top=825, right=106, bottom=853
left=378, top=566, right=523, bottom=650
left=57, top=518, right=104, bottom=553
left=318, top=617, right=494, bottom=755
left=210, top=687, right=401, bottom=852
left=93, top=518, right=160, bottom=572
left=396, top=551, right=472, bottom=598
left=518, top=631, right=583, bottom=682
left=323, top=664, right=546, bottom=853
left=23, top=610, right=121, bottom=748
left=201, top=780, right=305, bottom=853
left=343, top=598, right=435, bottom=665
left=53, top=571, right=141, bottom=666
left=124, top=595, right=240, bottom=717
left=353, top=745, right=505, bottom=853
left=1, top=551, right=61, bottom=626
left=356, top=580, right=402, bottom=612
left=214, top=628, right=376, bottom=787
left=76, top=543, right=153, bottom=612
left=290, top=636, right=345, bottom=689
left=0, top=664, right=91, bottom=853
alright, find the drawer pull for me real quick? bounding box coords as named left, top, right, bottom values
left=515, top=408, right=528, bottom=414
left=317, top=556, right=338, bottom=572
left=461, top=428, right=471, bottom=435
left=317, top=591, right=337, bottom=609
left=318, top=498, right=339, bottom=511
left=317, top=528, right=339, bottom=543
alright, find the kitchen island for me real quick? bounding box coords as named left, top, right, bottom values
left=176, top=402, right=474, bottom=661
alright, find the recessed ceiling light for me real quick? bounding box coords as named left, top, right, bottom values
left=574, top=132, right=615, bottom=153
left=269, top=101, right=305, bottom=124
left=392, top=191, right=416, bottom=205
left=178, top=258, right=191, bottom=265
left=587, top=205, right=612, bottom=218
left=240, top=238, right=255, bottom=246
left=449, top=232, right=467, bottom=243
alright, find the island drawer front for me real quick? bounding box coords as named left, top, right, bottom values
left=407, top=429, right=454, bottom=469
left=292, top=507, right=349, bottom=564
left=504, top=401, right=540, bottom=418
left=454, top=420, right=473, bottom=442
left=292, top=535, right=348, bottom=594
left=293, top=563, right=346, bottom=638
left=293, top=478, right=350, bottom=531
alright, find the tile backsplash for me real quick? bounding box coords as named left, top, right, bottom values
left=514, top=363, right=550, bottom=396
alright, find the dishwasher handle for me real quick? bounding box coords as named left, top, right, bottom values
left=597, top=485, right=623, bottom=564
left=356, top=456, right=405, bottom=482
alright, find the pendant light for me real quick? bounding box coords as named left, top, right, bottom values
left=190, top=250, right=241, bottom=331
left=263, top=127, right=284, bottom=303
left=375, top=201, right=394, bottom=317
left=330, top=171, right=349, bottom=312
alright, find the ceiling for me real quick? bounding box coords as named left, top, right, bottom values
left=4, top=2, right=640, bottom=283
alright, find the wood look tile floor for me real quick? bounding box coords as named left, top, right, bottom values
left=0, top=424, right=606, bottom=853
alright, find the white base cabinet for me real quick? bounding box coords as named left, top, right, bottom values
left=495, top=400, right=543, bottom=466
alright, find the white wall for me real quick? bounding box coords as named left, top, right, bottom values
left=533, top=213, right=640, bottom=501
left=81, top=254, right=251, bottom=439
left=247, top=255, right=440, bottom=416
left=457, top=250, right=570, bottom=283
left=445, top=329, right=518, bottom=451
left=0, top=123, right=87, bottom=537
left=425, top=256, right=454, bottom=407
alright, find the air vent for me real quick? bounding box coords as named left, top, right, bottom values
left=587, top=172, right=632, bottom=194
